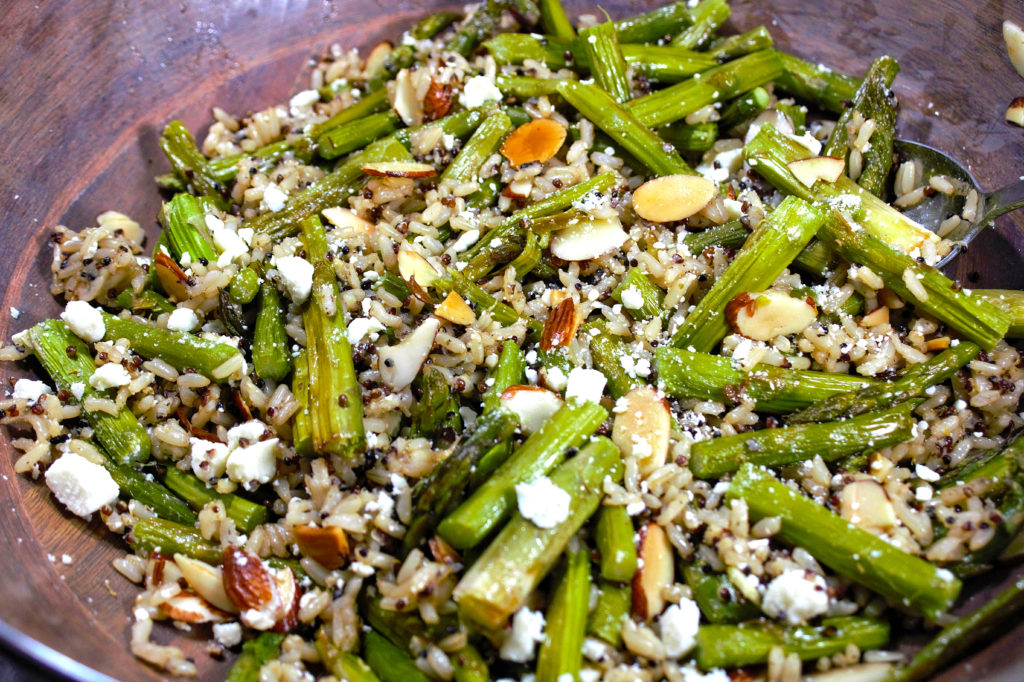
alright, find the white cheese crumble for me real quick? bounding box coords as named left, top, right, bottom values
left=544, top=365, right=568, bottom=392
left=212, top=622, right=243, bottom=648
left=89, top=363, right=131, bottom=390
left=659, top=599, right=701, bottom=658
left=9, top=307, right=19, bottom=319
left=12, top=379, right=50, bottom=403
left=70, top=382, right=85, bottom=401
left=347, top=317, right=386, bottom=345
left=275, top=256, right=315, bottom=304
left=915, top=464, right=941, bottom=482
left=450, top=229, right=480, bottom=253
left=499, top=607, right=546, bottom=662
left=289, top=89, right=320, bottom=112
left=44, top=452, right=119, bottom=519
left=190, top=438, right=231, bottom=481
left=226, top=437, right=279, bottom=486
left=565, top=367, right=607, bottom=403
left=61, top=300, right=105, bottom=342
left=515, top=476, right=571, bottom=529
left=460, top=75, right=503, bottom=109
left=620, top=286, right=644, bottom=310
left=915, top=485, right=934, bottom=501
left=262, top=184, right=288, bottom=213
left=211, top=224, right=249, bottom=267
left=761, top=569, right=830, bottom=625
left=680, top=668, right=731, bottom=682
left=166, top=307, right=200, bottom=333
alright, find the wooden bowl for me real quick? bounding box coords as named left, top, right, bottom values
left=0, top=0, right=1022, bottom=679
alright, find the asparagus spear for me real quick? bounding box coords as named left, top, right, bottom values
left=614, top=1, right=694, bottom=44
left=595, top=504, right=638, bottom=582
left=316, top=110, right=402, bottom=160
left=452, top=645, right=490, bottom=682
left=228, top=267, right=261, bottom=305
left=290, top=348, right=313, bottom=457
left=727, top=464, right=962, bottom=619
left=660, top=121, right=719, bottom=152
left=114, top=289, right=176, bottom=317
left=316, top=632, right=381, bottom=682
left=100, top=458, right=196, bottom=526
left=656, top=346, right=876, bottom=413
left=894, top=574, right=1024, bottom=682
left=974, top=289, right=1024, bottom=337
left=100, top=312, right=242, bottom=380
left=364, top=630, right=430, bottom=682
left=589, top=331, right=642, bottom=400
left=669, top=195, right=826, bottom=351
left=774, top=51, right=861, bottom=114
left=681, top=219, right=750, bottom=254
left=440, top=110, right=512, bottom=186
left=362, top=590, right=460, bottom=649
left=717, top=86, right=770, bottom=131
left=404, top=408, right=520, bottom=553
left=161, top=466, right=267, bottom=533
left=439, top=399, right=607, bottom=548
left=682, top=563, right=761, bottom=624
left=587, top=581, right=631, bottom=647
left=689, top=400, right=919, bottom=478
left=624, top=45, right=717, bottom=83
left=707, top=26, right=774, bottom=61
left=446, top=268, right=542, bottom=333
left=27, top=320, right=151, bottom=465
left=536, top=550, right=591, bottom=682
left=670, top=0, right=730, bottom=49
left=410, top=366, right=461, bottom=445
left=307, top=88, right=390, bottom=142
left=787, top=342, right=980, bottom=424
left=556, top=80, right=693, bottom=176
left=159, top=121, right=226, bottom=202
left=539, top=0, right=574, bottom=39
left=299, top=216, right=365, bottom=457
left=129, top=518, right=221, bottom=564
left=252, top=283, right=292, bottom=383
left=482, top=341, right=527, bottom=413
left=454, top=437, right=623, bottom=628
left=159, top=193, right=218, bottom=264
left=445, top=0, right=505, bottom=57
left=577, top=21, right=632, bottom=103
left=225, top=633, right=286, bottom=682
left=694, top=617, right=890, bottom=669
left=612, top=268, right=665, bottom=321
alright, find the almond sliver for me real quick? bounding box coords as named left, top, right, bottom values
left=500, top=118, right=567, bottom=168
left=632, top=174, right=716, bottom=222
left=435, top=291, right=477, bottom=326
left=361, top=161, right=436, bottom=178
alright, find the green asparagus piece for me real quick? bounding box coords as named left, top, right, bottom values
left=405, top=408, right=520, bottom=553
left=670, top=196, right=826, bottom=351
left=975, top=289, right=1024, bottom=337
left=595, top=504, right=638, bottom=582
left=539, top=0, right=574, bottom=39
left=161, top=466, right=267, bottom=533
left=159, top=121, right=226, bottom=202
left=507, top=230, right=543, bottom=278
left=587, top=581, right=631, bottom=647
left=128, top=518, right=221, bottom=564
left=774, top=51, right=861, bottom=114
left=823, top=56, right=899, bottom=197
left=612, top=268, right=665, bottom=321
left=317, top=110, right=402, bottom=160
left=482, top=341, right=526, bottom=412
left=207, top=139, right=308, bottom=185
left=627, top=50, right=784, bottom=129
left=681, top=219, right=750, bottom=254
left=660, top=121, right=719, bottom=152
left=682, top=563, right=761, bottom=624
left=100, top=458, right=195, bottom=526
left=614, top=1, right=694, bottom=44
left=787, top=342, right=980, bottom=424
left=364, top=630, right=430, bottom=682
left=375, top=272, right=412, bottom=303
left=410, top=366, right=461, bottom=444
left=707, top=26, right=775, bottom=61
left=776, top=101, right=808, bottom=134
left=100, top=312, right=242, bottom=379
left=727, top=464, right=962, bottom=618
left=496, top=74, right=566, bottom=98
left=452, top=645, right=490, bottom=682
left=27, top=320, right=151, bottom=465
left=577, top=21, right=632, bottom=103
left=556, top=80, right=693, bottom=176
left=445, top=0, right=504, bottom=57
left=624, top=45, right=717, bottom=82
left=447, top=269, right=541, bottom=333
left=300, top=216, right=365, bottom=457
left=670, top=0, right=730, bottom=49
left=290, top=348, right=313, bottom=457
left=536, top=550, right=591, bottom=682
left=589, top=331, right=642, bottom=400
left=159, top=193, right=218, bottom=264
left=307, top=88, right=390, bottom=142
left=440, top=110, right=512, bottom=186
left=689, top=400, right=919, bottom=478
left=252, top=283, right=292, bottom=383
left=717, top=86, right=770, bottom=131
left=894, top=574, right=1024, bottom=682
left=454, top=437, right=623, bottom=628
left=316, top=633, right=381, bottom=682
left=225, top=633, right=286, bottom=682
left=114, top=289, right=176, bottom=316
left=439, top=399, right=608, bottom=549
left=228, top=267, right=261, bottom=304
left=656, top=346, right=876, bottom=413
left=694, top=617, right=890, bottom=669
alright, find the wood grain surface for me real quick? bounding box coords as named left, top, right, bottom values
left=0, top=0, right=1022, bottom=679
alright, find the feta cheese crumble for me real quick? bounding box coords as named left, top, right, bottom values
left=275, top=256, right=315, bottom=304
left=500, top=607, right=546, bottom=662
left=89, top=363, right=132, bottom=390
left=460, top=75, right=503, bottom=109
left=44, top=452, right=119, bottom=518
left=61, top=300, right=105, bottom=342
left=565, top=367, right=607, bottom=403
left=12, top=379, right=50, bottom=403
left=262, top=184, right=288, bottom=213
left=166, top=307, right=200, bottom=333
left=515, top=476, right=571, bottom=529
left=761, top=569, right=830, bottom=625
left=915, top=464, right=941, bottom=482
left=659, top=599, right=701, bottom=658
left=620, top=286, right=644, bottom=310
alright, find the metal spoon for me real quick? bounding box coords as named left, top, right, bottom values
left=893, top=139, right=1024, bottom=267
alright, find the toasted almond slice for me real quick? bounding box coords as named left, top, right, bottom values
left=322, top=206, right=374, bottom=233
left=1005, top=21, right=1024, bottom=78
left=153, top=252, right=190, bottom=301
left=787, top=155, right=846, bottom=188
left=363, top=41, right=393, bottom=81
left=1007, top=96, right=1024, bottom=127
left=540, top=298, right=579, bottom=351
left=361, top=161, right=437, bottom=178
left=423, top=77, right=454, bottom=122
left=271, top=566, right=301, bottom=633
left=612, top=386, right=672, bottom=475
left=397, top=246, right=440, bottom=288
left=429, top=535, right=461, bottom=565
left=502, top=178, right=533, bottom=200
left=435, top=291, right=477, bottom=325
left=925, top=336, right=951, bottom=351
left=500, top=118, right=568, bottom=168
left=632, top=175, right=716, bottom=223
left=392, top=68, right=421, bottom=126
left=223, top=546, right=280, bottom=618
left=500, top=385, right=563, bottom=434
left=378, top=317, right=440, bottom=390
left=840, top=479, right=897, bottom=532
left=550, top=216, right=628, bottom=261
left=294, top=525, right=350, bottom=570
left=861, top=305, right=890, bottom=328
left=159, top=593, right=230, bottom=624
left=145, top=553, right=182, bottom=589
left=174, top=554, right=238, bottom=613
left=632, top=523, right=673, bottom=620
left=726, top=290, right=817, bottom=341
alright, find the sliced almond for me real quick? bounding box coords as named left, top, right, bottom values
left=294, top=525, right=350, bottom=570
left=502, top=178, right=533, bottom=200
left=499, top=385, right=563, bottom=434
left=840, top=479, right=897, bottom=532
left=392, top=68, right=421, bottom=126
left=361, top=161, right=437, bottom=178
left=397, top=246, right=440, bottom=288
left=435, top=291, right=477, bottom=326
left=500, top=118, right=568, bottom=167
left=222, top=546, right=279, bottom=618
left=378, top=317, right=440, bottom=390
left=861, top=305, right=890, bottom=328
left=174, top=554, right=237, bottom=613
left=550, top=216, right=628, bottom=261
left=612, top=386, right=672, bottom=475
left=363, top=41, right=393, bottom=82
left=632, top=523, right=673, bottom=620
left=145, top=553, right=182, bottom=590
left=1007, top=96, right=1024, bottom=127
left=632, top=175, right=716, bottom=223
left=423, top=77, right=454, bottom=122
left=429, top=535, right=461, bottom=565
left=540, top=298, right=579, bottom=351
left=1005, top=21, right=1024, bottom=78
left=153, top=252, right=190, bottom=301
left=159, top=593, right=230, bottom=624
left=787, top=155, right=846, bottom=188
left=925, top=336, right=951, bottom=351
left=271, top=566, right=301, bottom=633
left=725, top=290, right=817, bottom=341
left=322, top=206, right=374, bottom=233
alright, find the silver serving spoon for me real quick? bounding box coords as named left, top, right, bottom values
left=893, top=139, right=1024, bottom=267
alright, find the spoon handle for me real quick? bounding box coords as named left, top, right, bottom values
left=981, top=179, right=1024, bottom=226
